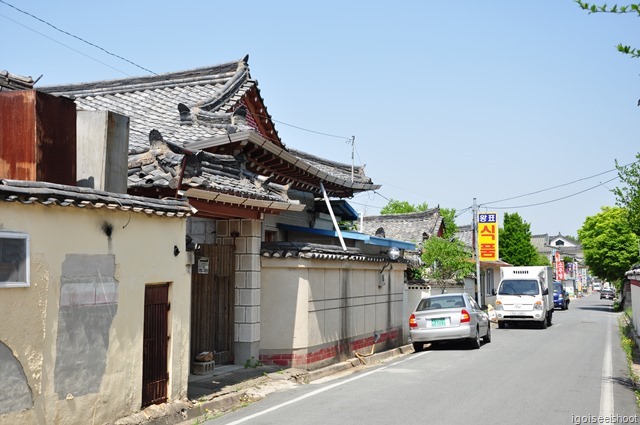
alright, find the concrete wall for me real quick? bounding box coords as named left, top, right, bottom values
left=0, top=202, right=191, bottom=425
left=76, top=110, right=129, bottom=193
left=260, top=257, right=405, bottom=369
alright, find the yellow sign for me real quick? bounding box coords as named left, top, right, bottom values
left=478, top=212, right=498, bottom=262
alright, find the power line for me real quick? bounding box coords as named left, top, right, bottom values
left=0, top=12, right=132, bottom=77
left=483, top=176, right=620, bottom=210
left=0, top=0, right=156, bottom=75
left=271, top=118, right=350, bottom=139
left=482, top=162, right=634, bottom=205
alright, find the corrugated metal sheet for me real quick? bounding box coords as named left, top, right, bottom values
left=0, top=90, right=76, bottom=185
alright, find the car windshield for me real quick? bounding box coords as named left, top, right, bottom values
left=553, top=283, right=562, bottom=293
left=498, top=279, right=540, bottom=296
left=416, top=295, right=465, bottom=311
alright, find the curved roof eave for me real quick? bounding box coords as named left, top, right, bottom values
left=187, top=131, right=381, bottom=194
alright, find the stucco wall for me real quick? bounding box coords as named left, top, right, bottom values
left=0, top=202, right=190, bottom=425
left=260, top=257, right=405, bottom=368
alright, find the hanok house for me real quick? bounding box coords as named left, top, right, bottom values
left=41, top=55, right=413, bottom=371
left=361, top=207, right=446, bottom=275
left=0, top=89, right=194, bottom=424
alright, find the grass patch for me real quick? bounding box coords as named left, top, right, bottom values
left=618, top=308, right=640, bottom=407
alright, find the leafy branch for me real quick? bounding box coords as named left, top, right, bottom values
left=576, top=1, right=640, bottom=57
left=576, top=1, right=640, bottom=15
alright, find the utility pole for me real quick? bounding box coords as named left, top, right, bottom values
left=472, top=198, right=482, bottom=306
left=349, top=136, right=355, bottom=182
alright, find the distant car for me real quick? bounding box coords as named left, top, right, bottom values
left=593, top=283, right=602, bottom=292
left=409, top=293, right=491, bottom=352
left=600, top=288, right=615, bottom=300
left=553, top=281, right=570, bottom=310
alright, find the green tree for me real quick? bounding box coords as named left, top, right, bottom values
left=440, top=207, right=458, bottom=239
left=577, top=206, right=639, bottom=283
left=421, top=237, right=475, bottom=282
left=576, top=1, right=640, bottom=57
left=498, top=212, right=540, bottom=266
left=380, top=199, right=428, bottom=215
left=613, top=153, right=640, bottom=236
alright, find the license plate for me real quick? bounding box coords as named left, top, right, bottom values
left=430, top=318, right=446, bottom=327
left=510, top=311, right=526, bottom=316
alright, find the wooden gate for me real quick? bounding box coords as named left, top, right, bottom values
left=191, top=244, right=235, bottom=365
left=142, top=284, right=169, bottom=407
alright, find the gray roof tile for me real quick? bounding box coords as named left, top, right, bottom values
left=361, top=208, right=444, bottom=245
left=40, top=56, right=377, bottom=199
left=0, top=179, right=193, bottom=217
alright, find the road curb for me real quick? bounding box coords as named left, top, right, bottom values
left=165, top=344, right=413, bottom=425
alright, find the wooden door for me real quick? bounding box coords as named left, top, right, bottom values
left=191, top=244, right=235, bottom=365
left=142, top=284, right=169, bottom=407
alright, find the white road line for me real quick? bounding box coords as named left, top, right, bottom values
left=222, top=351, right=430, bottom=425
left=600, top=316, right=614, bottom=417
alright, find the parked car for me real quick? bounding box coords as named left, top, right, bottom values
left=409, top=293, right=490, bottom=351
left=553, top=281, right=570, bottom=310
left=600, top=288, right=615, bottom=300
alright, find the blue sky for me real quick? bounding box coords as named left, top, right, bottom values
left=2, top=1, right=638, bottom=237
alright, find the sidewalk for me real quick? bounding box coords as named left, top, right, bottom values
left=115, top=344, right=414, bottom=425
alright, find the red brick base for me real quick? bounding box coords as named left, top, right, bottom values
left=259, top=328, right=402, bottom=370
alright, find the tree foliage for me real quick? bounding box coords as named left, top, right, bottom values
left=576, top=1, right=640, bottom=58
left=498, top=212, right=541, bottom=266
left=577, top=206, right=639, bottom=282
left=613, top=154, right=640, bottom=236
left=421, top=237, right=475, bottom=282
left=380, top=199, right=428, bottom=215
left=440, top=207, right=458, bottom=239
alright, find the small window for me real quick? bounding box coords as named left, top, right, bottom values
left=264, top=230, right=278, bottom=243
left=0, top=232, right=29, bottom=288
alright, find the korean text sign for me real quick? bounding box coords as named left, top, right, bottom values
left=478, top=212, right=498, bottom=262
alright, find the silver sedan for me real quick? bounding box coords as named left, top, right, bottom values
left=409, top=293, right=491, bottom=351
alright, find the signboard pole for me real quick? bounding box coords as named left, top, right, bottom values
left=473, top=198, right=482, bottom=307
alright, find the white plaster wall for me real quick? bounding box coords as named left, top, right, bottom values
left=261, top=258, right=405, bottom=351
left=0, top=202, right=190, bottom=425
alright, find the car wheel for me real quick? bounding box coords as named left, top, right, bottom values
left=498, top=321, right=506, bottom=329
left=565, top=301, right=569, bottom=310
left=539, top=316, right=548, bottom=329
left=412, top=342, right=424, bottom=353
left=482, top=326, right=491, bottom=344
left=469, top=328, right=481, bottom=349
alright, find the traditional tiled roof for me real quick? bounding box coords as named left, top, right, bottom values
left=0, top=179, right=193, bottom=217
left=531, top=234, right=551, bottom=252
left=361, top=207, right=444, bottom=246
left=261, top=241, right=399, bottom=263
left=0, top=70, right=34, bottom=91
left=288, top=148, right=372, bottom=188
left=454, top=224, right=473, bottom=249
left=129, top=129, right=295, bottom=204
left=40, top=56, right=377, bottom=198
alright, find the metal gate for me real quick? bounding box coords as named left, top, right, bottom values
left=191, top=244, right=235, bottom=366
left=142, top=284, right=169, bottom=407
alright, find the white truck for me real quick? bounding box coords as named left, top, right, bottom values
left=495, top=266, right=554, bottom=329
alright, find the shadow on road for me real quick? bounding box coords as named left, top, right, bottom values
left=425, top=340, right=488, bottom=351
left=574, top=305, right=615, bottom=312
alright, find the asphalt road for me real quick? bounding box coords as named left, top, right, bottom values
left=207, top=293, right=639, bottom=425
